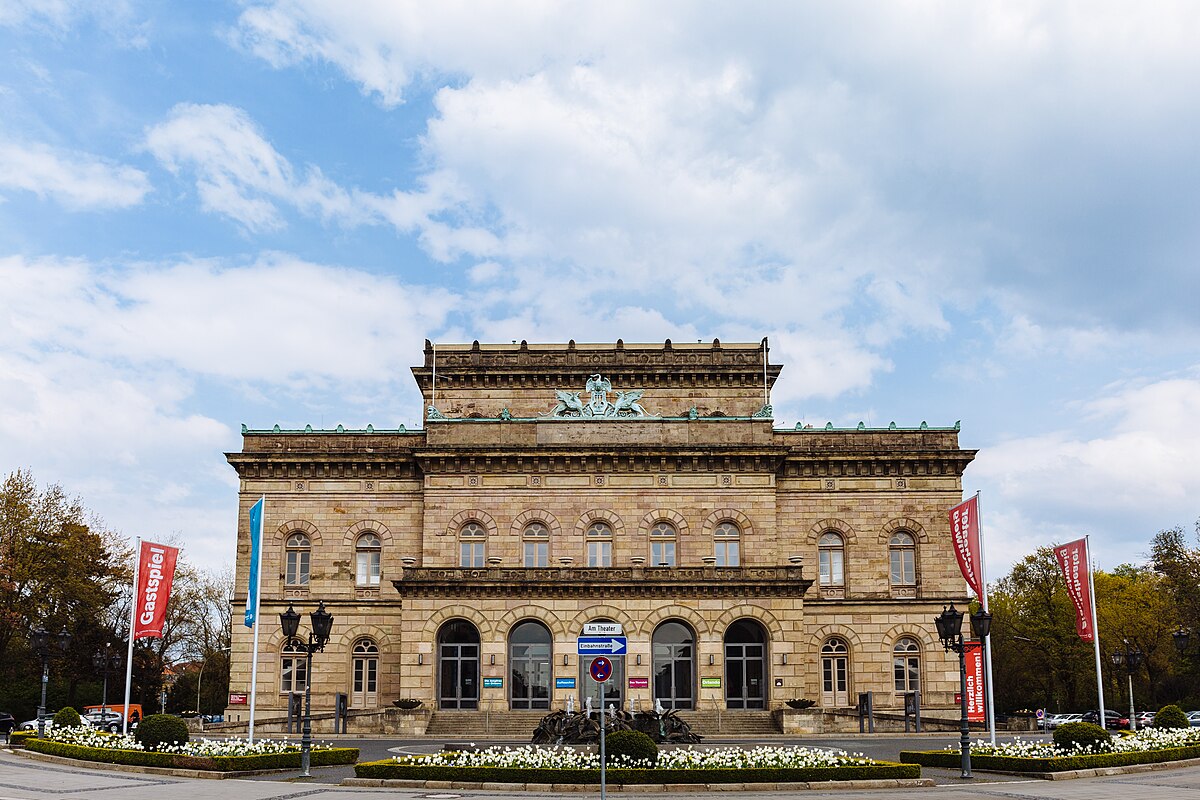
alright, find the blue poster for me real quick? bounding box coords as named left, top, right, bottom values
left=556, top=677, right=576, bottom=689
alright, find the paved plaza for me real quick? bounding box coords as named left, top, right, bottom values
left=2, top=745, right=1200, bottom=800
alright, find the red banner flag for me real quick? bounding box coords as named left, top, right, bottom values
left=949, top=496, right=982, bottom=597
left=965, top=640, right=986, bottom=723
left=1054, top=538, right=1094, bottom=642
left=132, top=541, right=179, bottom=639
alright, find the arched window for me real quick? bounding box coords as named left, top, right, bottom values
left=652, top=621, right=695, bottom=710
left=650, top=522, right=676, bottom=567
left=355, top=532, right=381, bottom=586
left=523, top=522, right=549, bottom=567
left=352, top=637, right=379, bottom=707
left=587, top=521, right=612, bottom=567
left=714, top=521, right=740, bottom=566
left=509, top=621, right=552, bottom=710
left=889, top=532, right=916, bottom=585
left=820, top=638, right=849, bottom=706
left=459, top=522, right=487, bottom=568
left=280, top=638, right=307, bottom=694
left=818, top=532, right=845, bottom=587
left=285, top=533, right=311, bottom=586
left=893, top=637, right=920, bottom=693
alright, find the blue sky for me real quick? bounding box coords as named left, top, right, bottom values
left=2, top=2, right=1197, bottom=577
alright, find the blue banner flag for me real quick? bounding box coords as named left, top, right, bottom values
left=244, top=496, right=264, bottom=628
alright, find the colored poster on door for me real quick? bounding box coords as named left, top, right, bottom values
left=965, top=640, right=986, bottom=723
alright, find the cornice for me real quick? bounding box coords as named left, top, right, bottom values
left=392, top=565, right=812, bottom=600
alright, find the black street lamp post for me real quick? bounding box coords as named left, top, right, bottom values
left=31, top=625, right=72, bottom=738
left=279, top=602, right=334, bottom=778
left=934, top=604, right=992, bottom=779
left=1173, top=628, right=1191, bottom=655
left=1109, top=640, right=1144, bottom=732
left=92, top=643, right=120, bottom=720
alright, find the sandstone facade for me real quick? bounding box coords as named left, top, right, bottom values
left=224, top=340, right=975, bottom=726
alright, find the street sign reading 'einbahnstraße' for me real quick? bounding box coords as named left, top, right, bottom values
left=576, top=636, right=627, bottom=655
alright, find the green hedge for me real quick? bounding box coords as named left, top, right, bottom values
left=354, top=759, right=919, bottom=784
left=24, top=738, right=358, bottom=772
left=9, top=731, right=37, bottom=747
left=900, top=744, right=1200, bottom=773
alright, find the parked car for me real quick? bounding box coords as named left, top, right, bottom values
left=1133, top=711, right=1155, bottom=728
left=1082, top=709, right=1128, bottom=729
left=83, top=710, right=124, bottom=733
left=1046, top=712, right=1082, bottom=730
left=0, top=711, right=15, bottom=734
left=19, top=715, right=56, bottom=732
left=1187, top=711, right=1200, bottom=727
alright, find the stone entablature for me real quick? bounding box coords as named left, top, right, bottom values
left=393, top=565, right=812, bottom=599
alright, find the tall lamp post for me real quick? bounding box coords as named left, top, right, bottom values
left=1173, top=628, right=1191, bottom=655
left=935, top=604, right=991, bottom=780
left=279, top=602, right=334, bottom=778
left=92, top=643, right=120, bottom=719
left=31, top=625, right=72, bottom=738
left=1109, top=640, right=1144, bottom=732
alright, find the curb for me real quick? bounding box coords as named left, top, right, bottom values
left=342, top=777, right=935, bottom=792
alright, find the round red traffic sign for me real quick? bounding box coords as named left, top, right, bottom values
left=590, top=656, right=613, bottom=682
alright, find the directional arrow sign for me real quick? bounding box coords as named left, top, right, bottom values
left=576, top=636, right=628, bottom=655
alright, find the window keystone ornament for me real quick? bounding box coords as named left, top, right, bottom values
left=545, top=374, right=655, bottom=418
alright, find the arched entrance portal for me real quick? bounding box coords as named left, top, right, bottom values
left=438, top=620, right=480, bottom=710
left=509, top=621, right=552, bottom=710
left=652, top=621, right=695, bottom=710
left=724, top=619, right=766, bottom=709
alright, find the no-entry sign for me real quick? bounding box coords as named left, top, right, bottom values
left=590, top=656, right=613, bottom=682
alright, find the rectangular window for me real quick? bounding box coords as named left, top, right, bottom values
left=890, top=550, right=915, bottom=584
left=356, top=551, right=380, bottom=585
left=651, top=540, right=676, bottom=567
left=588, top=540, right=611, bottom=567
left=460, top=541, right=485, bottom=567
left=894, top=656, right=919, bottom=692
left=281, top=655, right=307, bottom=693
left=524, top=540, right=548, bottom=567
left=286, top=551, right=310, bottom=586
left=819, top=550, right=844, bottom=586
left=714, top=540, right=740, bottom=567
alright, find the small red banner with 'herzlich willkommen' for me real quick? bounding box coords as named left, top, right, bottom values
left=131, top=541, right=179, bottom=640
left=1054, top=538, right=1094, bottom=642
left=965, top=640, right=986, bottom=722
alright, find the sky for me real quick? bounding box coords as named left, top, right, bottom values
left=1, top=2, right=1198, bottom=579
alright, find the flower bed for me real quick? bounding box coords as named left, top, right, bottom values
left=356, top=745, right=919, bottom=784
left=900, top=727, right=1200, bottom=773
left=23, top=726, right=358, bottom=772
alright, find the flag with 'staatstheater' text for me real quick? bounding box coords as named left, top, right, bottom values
left=1054, top=538, right=1094, bottom=642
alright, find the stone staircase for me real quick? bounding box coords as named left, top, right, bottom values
left=424, top=710, right=547, bottom=739
left=677, top=710, right=781, bottom=737
left=423, top=709, right=780, bottom=739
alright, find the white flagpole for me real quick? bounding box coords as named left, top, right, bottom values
left=975, top=491, right=997, bottom=745
left=1086, top=535, right=1106, bottom=724
left=121, top=538, right=140, bottom=736
left=247, top=496, right=265, bottom=743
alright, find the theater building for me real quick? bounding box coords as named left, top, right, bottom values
left=224, top=340, right=975, bottom=732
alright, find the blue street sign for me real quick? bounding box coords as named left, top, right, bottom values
left=576, top=636, right=628, bottom=655
left=556, top=677, right=576, bottom=689
left=590, top=656, right=613, bottom=682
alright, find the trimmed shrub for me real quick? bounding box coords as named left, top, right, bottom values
left=354, top=760, right=920, bottom=784
left=9, top=731, right=36, bottom=747
left=1154, top=704, right=1190, bottom=729
left=605, top=730, right=657, bottom=765
left=24, top=737, right=359, bottom=772
left=901, top=744, right=1200, bottom=773
left=52, top=707, right=81, bottom=728
left=135, top=714, right=190, bottom=750
left=1053, top=721, right=1110, bottom=751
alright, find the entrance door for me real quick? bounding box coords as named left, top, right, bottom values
left=351, top=638, right=379, bottom=708
left=821, top=638, right=849, bottom=706
left=724, top=620, right=766, bottom=709
left=510, top=621, right=552, bottom=710
left=652, top=621, right=695, bottom=710
left=438, top=620, right=480, bottom=710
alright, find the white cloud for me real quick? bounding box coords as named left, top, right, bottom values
left=0, top=140, right=150, bottom=209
